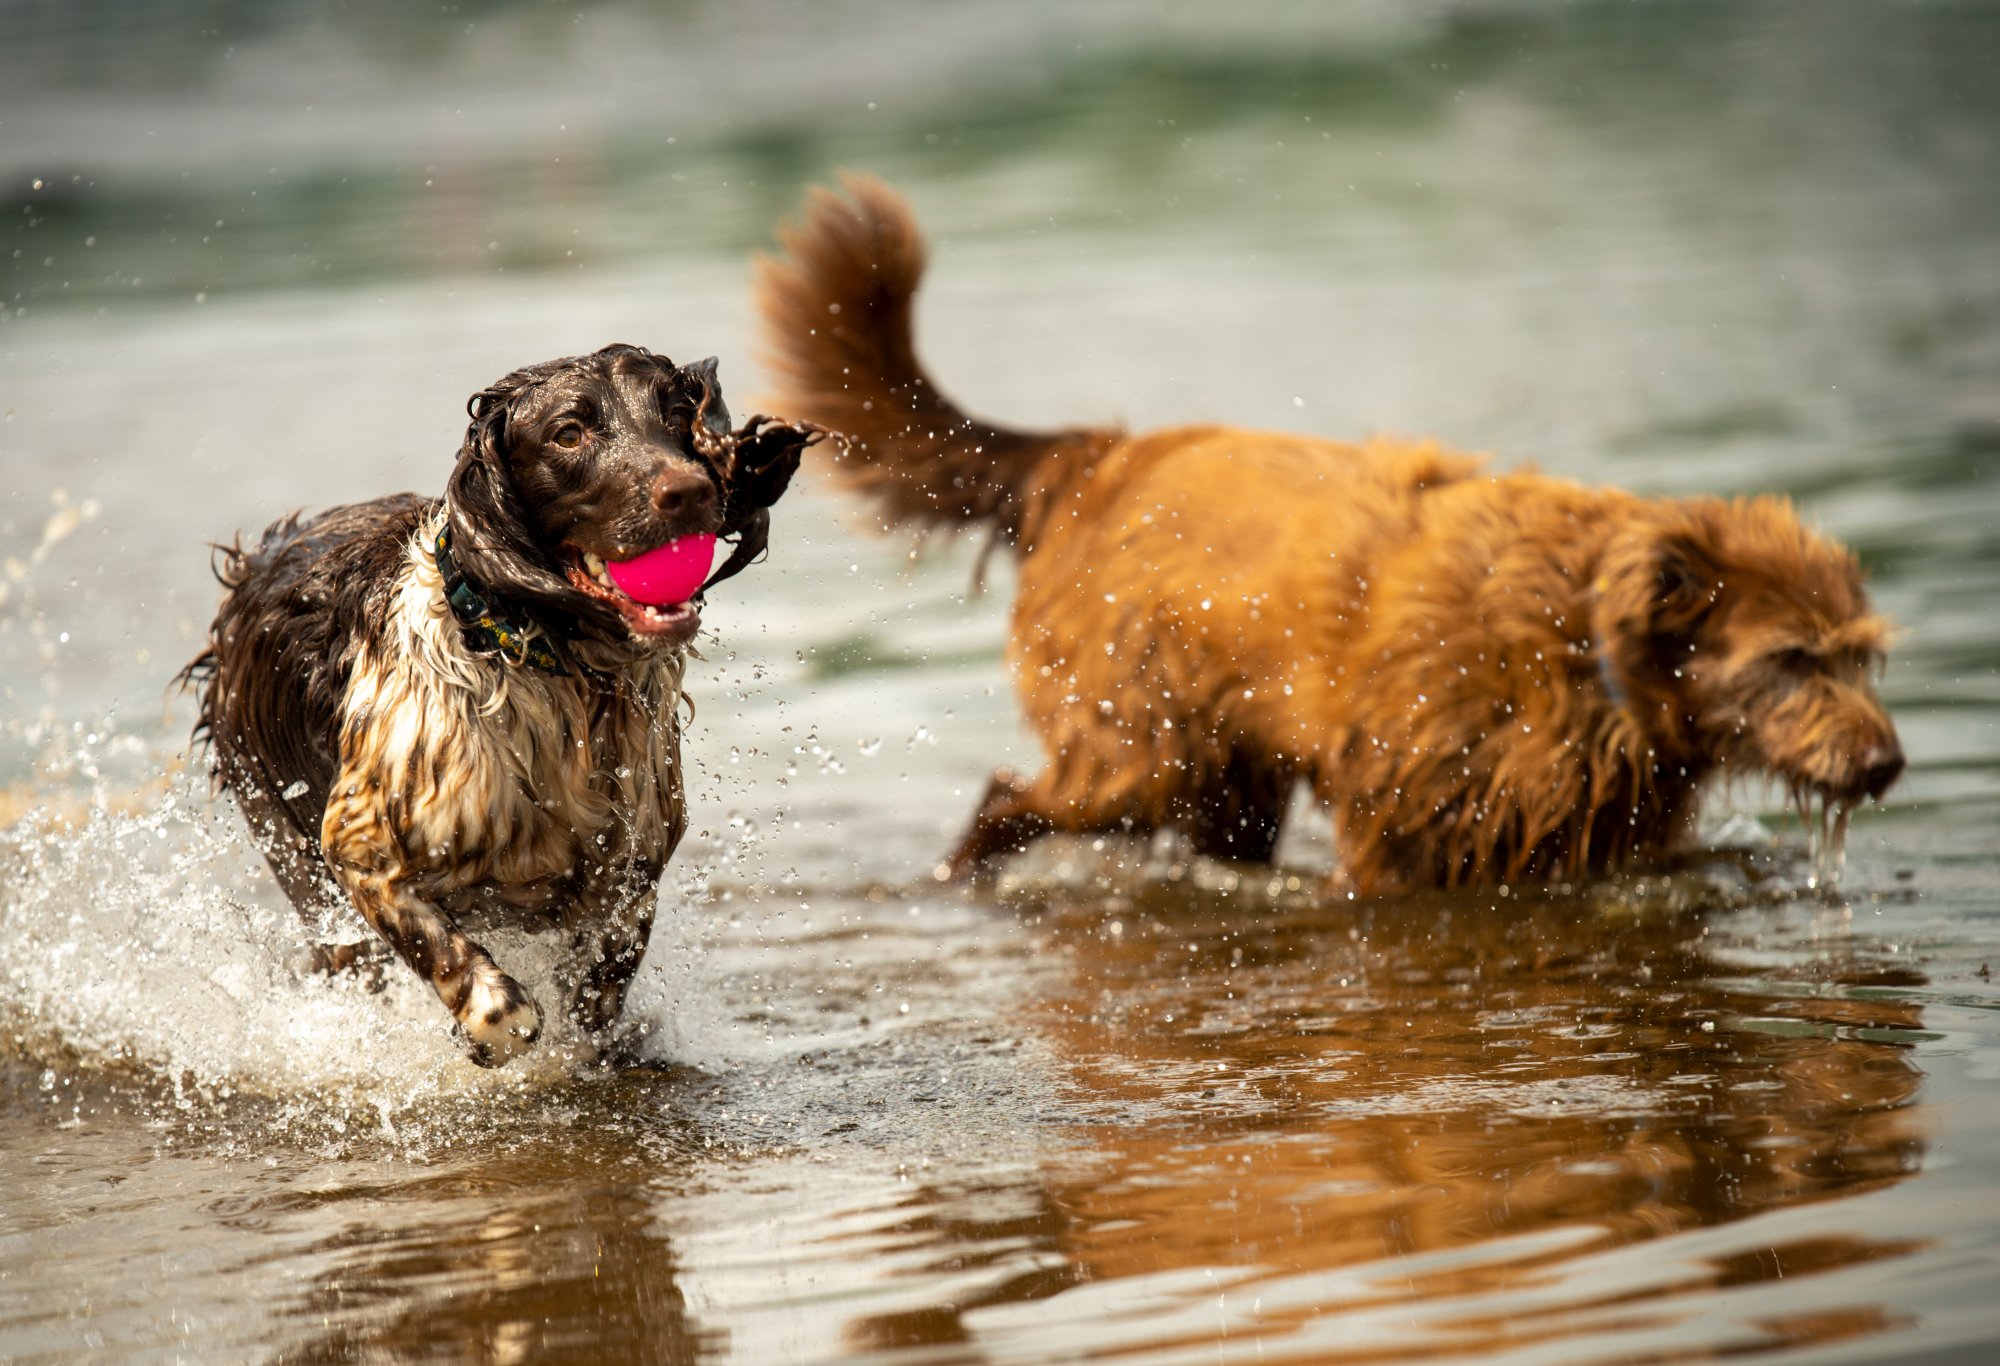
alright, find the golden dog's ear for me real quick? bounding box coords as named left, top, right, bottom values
left=1650, top=525, right=1721, bottom=639
left=1594, top=509, right=1720, bottom=642
left=1589, top=508, right=1723, bottom=733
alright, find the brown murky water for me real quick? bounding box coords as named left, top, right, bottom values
left=5, top=3, right=1999, bottom=1362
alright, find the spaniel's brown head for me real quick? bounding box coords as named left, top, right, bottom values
left=444, top=344, right=817, bottom=652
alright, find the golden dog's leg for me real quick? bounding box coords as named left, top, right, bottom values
left=1180, top=749, right=1294, bottom=864
left=942, top=770, right=1058, bottom=880
left=1310, top=767, right=1412, bottom=901
left=941, top=767, right=1158, bottom=880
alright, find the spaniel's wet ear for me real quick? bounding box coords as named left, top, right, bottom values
left=446, top=385, right=519, bottom=530
left=703, top=507, right=771, bottom=592
left=701, top=418, right=823, bottom=591
left=459, top=385, right=511, bottom=467
left=678, top=357, right=733, bottom=441
left=445, top=380, right=559, bottom=606
left=720, top=416, right=821, bottom=535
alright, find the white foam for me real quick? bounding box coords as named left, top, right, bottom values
left=0, top=771, right=739, bottom=1127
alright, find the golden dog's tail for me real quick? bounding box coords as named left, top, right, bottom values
left=755, top=174, right=1117, bottom=547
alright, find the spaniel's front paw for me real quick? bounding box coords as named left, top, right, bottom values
left=454, top=964, right=543, bottom=1067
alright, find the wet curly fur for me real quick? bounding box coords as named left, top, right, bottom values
left=181, top=345, right=817, bottom=1063
left=756, top=177, right=1904, bottom=895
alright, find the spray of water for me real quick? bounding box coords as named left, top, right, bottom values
left=0, top=755, right=742, bottom=1150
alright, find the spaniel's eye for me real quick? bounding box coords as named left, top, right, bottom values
left=1773, top=647, right=1817, bottom=675
left=552, top=423, right=585, bottom=450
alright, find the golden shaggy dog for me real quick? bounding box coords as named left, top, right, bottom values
left=757, top=177, right=1904, bottom=896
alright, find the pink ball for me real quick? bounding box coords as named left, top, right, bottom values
left=605, top=533, right=718, bottom=606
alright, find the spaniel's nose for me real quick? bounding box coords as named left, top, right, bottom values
left=650, top=465, right=717, bottom=521
left=1859, top=741, right=1906, bottom=800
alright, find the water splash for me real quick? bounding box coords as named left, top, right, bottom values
left=0, top=760, right=743, bottom=1149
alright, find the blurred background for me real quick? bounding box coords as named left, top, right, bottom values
left=4, top=4, right=2000, bottom=1363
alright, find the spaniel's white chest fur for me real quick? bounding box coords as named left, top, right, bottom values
left=327, top=517, right=687, bottom=916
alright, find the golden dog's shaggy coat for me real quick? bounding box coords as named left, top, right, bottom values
left=757, top=177, right=1904, bottom=894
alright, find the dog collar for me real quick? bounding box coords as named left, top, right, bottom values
left=1589, top=574, right=1631, bottom=713
left=432, top=524, right=568, bottom=675
left=1596, top=645, right=1630, bottom=712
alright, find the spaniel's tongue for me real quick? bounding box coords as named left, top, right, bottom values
left=605, top=533, right=717, bottom=606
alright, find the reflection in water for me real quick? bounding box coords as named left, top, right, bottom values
left=0, top=1064, right=705, bottom=1363
left=0, top=838, right=1952, bottom=1362
left=889, top=858, right=1933, bottom=1361
left=327, top=853, right=1945, bottom=1365
left=270, top=1139, right=708, bottom=1363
